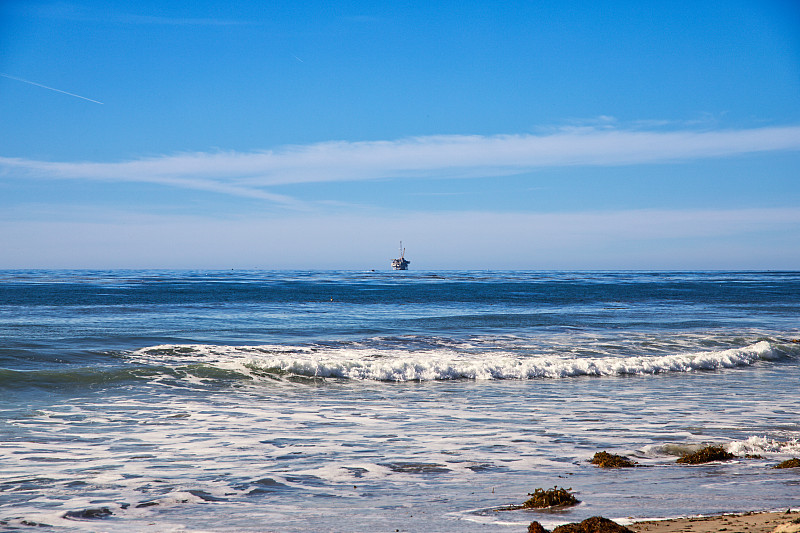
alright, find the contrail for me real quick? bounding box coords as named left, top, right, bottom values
left=0, top=73, right=104, bottom=104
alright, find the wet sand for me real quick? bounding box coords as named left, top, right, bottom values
left=629, top=510, right=800, bottom=533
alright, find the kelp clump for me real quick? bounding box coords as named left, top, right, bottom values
left=528, top=517, right=634, bottom=533
left=528, top=521, right=548, bottom=533
left=522, top=486, right=580, bottom=509
left=676, top=445, right=735, bottom=464
left=551, top=516, right=634, bottom=533
left=775, top=458, right=800, bottom=469
left=590, top=451, right=636, bottom=468
left=496, top=486, right=580, bottom=512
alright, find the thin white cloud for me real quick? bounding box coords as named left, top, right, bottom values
left=2, top=125, right=799, bottom=203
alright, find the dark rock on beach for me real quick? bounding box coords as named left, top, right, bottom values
left=590, top=451, right=637, bottom=468
left=775, top=458, right=800, bottom=469
left=63, top=507, right=113, bottom=520
left=676, top=445, right=735, bottom=464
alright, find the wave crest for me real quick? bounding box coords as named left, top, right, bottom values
left=130, top=340, right=776, bottom=382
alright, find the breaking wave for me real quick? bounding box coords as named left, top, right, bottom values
left=641, top=435, right=800, bottom=459
left=129, top=340, right=779, bottom=382
left=726, top=435, right=800, bottom=457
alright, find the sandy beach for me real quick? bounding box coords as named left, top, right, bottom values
left=628, top=510, right=800, bottom=533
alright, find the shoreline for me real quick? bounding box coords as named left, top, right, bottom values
left=627, top=510, right=800, bottom=533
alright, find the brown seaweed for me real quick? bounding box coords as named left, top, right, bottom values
left=552, top=516, right=634, bottom=533
left=528, top=521, right=548, bottom=533
left=527, top=516, right=634, bottom=533
left=775, top=458, right=800, bottom=469
left=496, top=486, right=580, bottom=512
left=590, top=451, right=636, bottom=468
left=521, top=486, right=580, bottom=509
left=676, top=445, right=735, bottom=464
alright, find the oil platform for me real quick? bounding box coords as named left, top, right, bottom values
left=391, top=242, right=410, bottom=270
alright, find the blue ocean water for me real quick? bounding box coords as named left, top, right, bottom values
left=1, top=270, right=798, bottom=532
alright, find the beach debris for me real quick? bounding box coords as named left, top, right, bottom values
left=527, top=516, right=634, bottom=533
left=522, top=486, right=580, bottom=509
left=590, top=451, right=637, bottom=468
left=63, top=507, right=113, bottom=520
left=774, top=458, right=800, bottom=469
left=676, top=445, right=735, bottom=464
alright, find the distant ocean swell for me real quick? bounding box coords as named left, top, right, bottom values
left=123, top=339, right=786, bottom=383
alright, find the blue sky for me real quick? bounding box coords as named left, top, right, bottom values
left=1, top=0, right=799, bottom=269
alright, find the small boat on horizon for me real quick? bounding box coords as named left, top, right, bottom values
left=391, top=242, right=410, bottom=270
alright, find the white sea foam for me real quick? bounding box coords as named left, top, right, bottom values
left=640, top=435, right=800, bottom=459
left=131, top=340, right=776, bottom=382
left=726, top=435, right=800, bottom=457
left=6, top=339, right=799, bottom=532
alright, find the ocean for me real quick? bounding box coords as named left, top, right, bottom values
left=1, top=270, right=798, bottom=532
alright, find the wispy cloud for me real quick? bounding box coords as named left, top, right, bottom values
left=2, top=125, right=799, bottom=204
